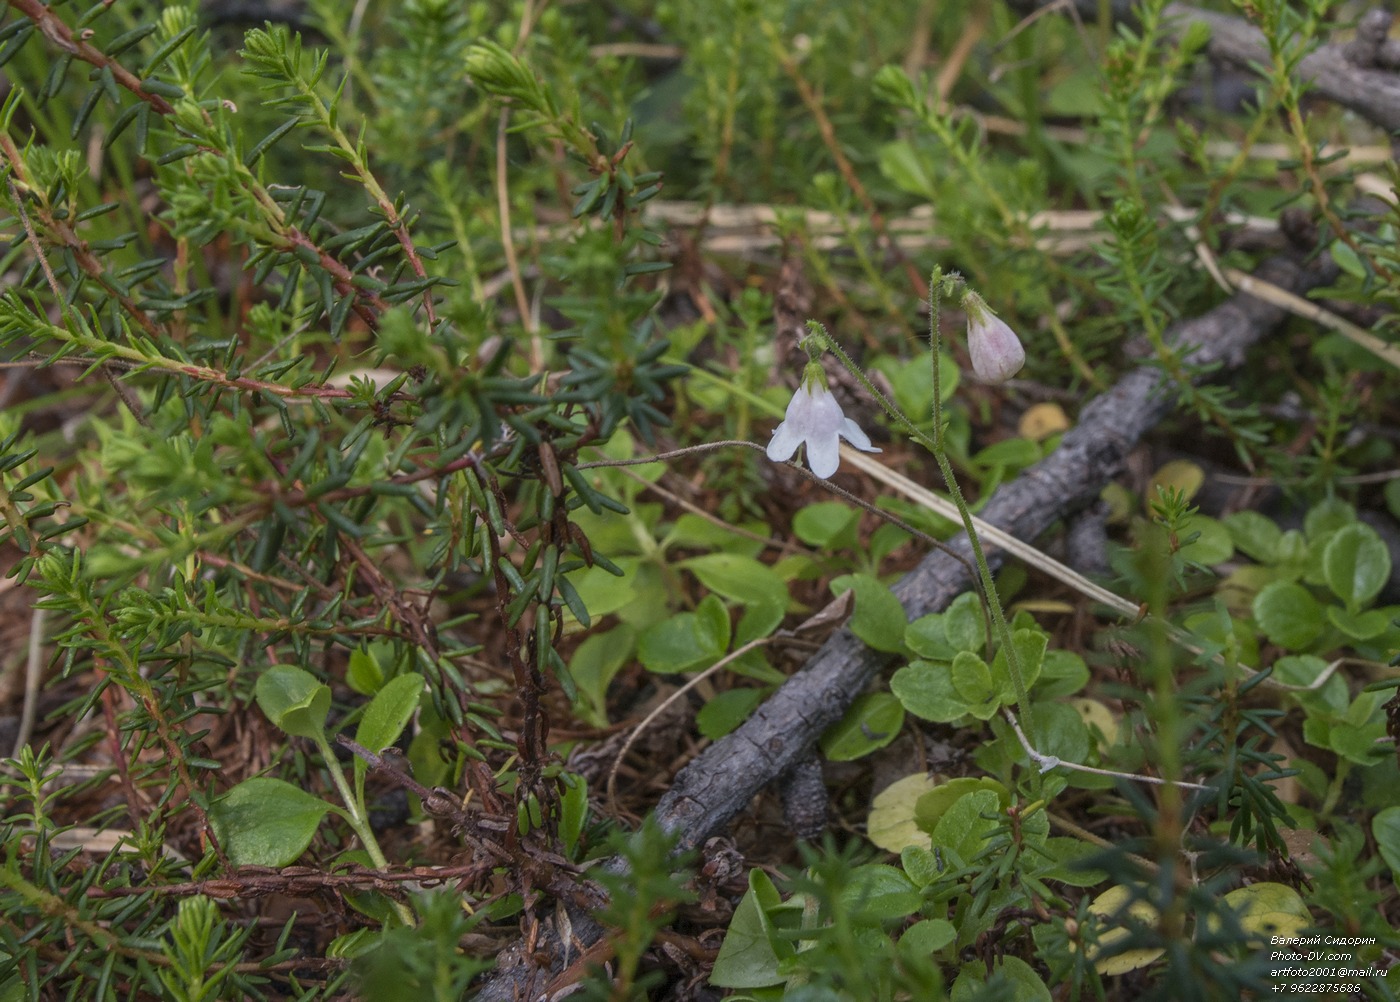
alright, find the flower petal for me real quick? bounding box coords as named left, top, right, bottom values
left=766, top=421, right=802, bottom=463
left=803, top=386, right=846, bottom=436
left=840, top=417, right=880, bottom=453
left=968, top=313, right=1025, bottom=383
left=766, top=376, right=880, bottom=478
left=805, top=432, right=842, bottom=479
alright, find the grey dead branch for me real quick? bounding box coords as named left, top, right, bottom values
left=1009, top=2, right=1400, bottom=135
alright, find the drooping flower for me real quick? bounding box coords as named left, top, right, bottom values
left=964, top=293, right=1025, bottom=383
left=767, top=363, right=880, bottom=479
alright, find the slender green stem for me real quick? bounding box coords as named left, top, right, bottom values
left=809, top=322, right=936, bottom=456
left=315, top=735, right=387, bottom=868
left=1317, top=758, right=1351, bottom=823
left=925, top=271, right=1037, bottom=753
left=809, top=272, right=1039, bottom=760
left=314, top=735, right=416, bottom=925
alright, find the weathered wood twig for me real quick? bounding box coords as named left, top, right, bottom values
left=1009, top=1, right=1400, bottom=134
left=1170, top=4, right=1400, bottom=134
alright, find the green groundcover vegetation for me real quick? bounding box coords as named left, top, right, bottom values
left=0, top=0, right=1398, bottom=999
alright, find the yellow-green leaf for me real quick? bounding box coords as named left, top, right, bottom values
left=867, top=773, right=936, bottom=853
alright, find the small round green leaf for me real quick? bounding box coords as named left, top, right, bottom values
left=845, top=574, right=910, bottom=654
left=990, top=628, right=1047, bottom=698
left=837, top=863, right=920, bottom=922
left=1223, top=510, right=1281, bottom=562
left=1034, top=649, right=1090, bottom=698
left=950, top=651, right=995, bottom=706
left=1305, top=497, right=1355, bottom=540
left=1372, top=806, right=1400, bottom=883
left=952, top=955, right=1050, bottom=1001
left=1252, top=581, right=1324, bottom=650
left=793, top=501, right=859, bottom=548
left=1326, top=605, right=1391, bottom=641
left=1323, top=523, right=1391, bottom=610
left=930, top=789, right=1001, bottom=864
left=1039, top=836, right=1109, bottom=886
left=899, top=918, right=956, bottom=957
left=678, top=553, right=786, bottom=606
left=255, top=664, right=331, bottom=741
left=697, top=687, right=767, bottom=739
left=890, top=660, right=968, bottom=724
left=819, top=692, right=905, bottom=761
left=914, top=777, right=1009, bottom=834
left=1179, top=514, right=1233, bottom=565
left=638, top=603, right=727, bottom=673
left=209, top=776, right=333, bottom=867
left=942, top=592, right=986, bottom=653
left=563, top=560, right=639, bottom=620
left=905, top=612, right=955, bottom=661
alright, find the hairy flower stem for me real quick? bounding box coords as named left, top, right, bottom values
left=926, top=271, right=1038, bottom=754
left=808, top=281, right=1039, bottom=758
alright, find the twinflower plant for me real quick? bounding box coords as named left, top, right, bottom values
left=805, top=274, right=1040, bottom=755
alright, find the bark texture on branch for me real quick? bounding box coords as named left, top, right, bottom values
left=1171, top=5, right=1400, bottom=134
left=474, top=251, right=1334, bottom=1000
left=1010, top=2, right=1400, bottom=134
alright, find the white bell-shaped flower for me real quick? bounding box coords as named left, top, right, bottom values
left=965, top=294, right=1025, bottom=383
left=767, top=365, right=880, bottom=479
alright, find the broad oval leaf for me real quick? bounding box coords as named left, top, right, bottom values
left=792, top=501, right=859, bottom=548
left=1085, top=885, right=1164, bottom=976
left=1252, top=581, right=1323, bottom=650
left=209, top=776, right=333, bottom=867
left=990, top=629, right=1047, bottom=698
left=844, top=574, right=910, bottom=655
left=1323, top=522, right=1391, bottom=610
left=819, top=692, right=904, bottom=761
left=867, top=773, right=937, bottom=853
left=697, top=687, right=767, bottom=739
left=952, top=955, right=1051, bottom=1001
left=678, top=553, right=786, bottom=606
left=914, top=777, right=1009, bottom=834
left=1223, top=510, right=1282, bottom=562
left=943, top=592, right=986, bottom=654
left=838, top=863, right=920, bottom=922
left=890, top=660, right=968, bottom=724
left=951, top=651, right=995, bottom=706
left=899, top=917, right=956, bottom=957
left=638, top=597, right=728, bottom=673
left=930, top=789, right=1001, bottom=865
left=710, top=869, right=789, bottom=989
left=255, top=664, right=331, bottom=741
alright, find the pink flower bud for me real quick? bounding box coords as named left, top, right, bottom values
left=965, top=298, right=1025, bottom=383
